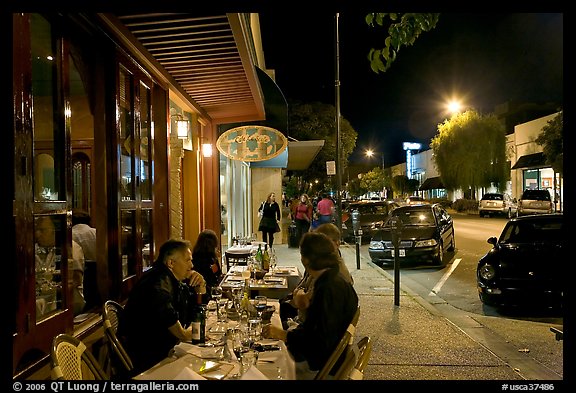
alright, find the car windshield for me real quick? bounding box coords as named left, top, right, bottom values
left=522, top=190, right=551, bottom=201
left=500, top=219, right=562, bottom=243
left=386, top=209, right=434, bottom=227
left=350, top=204, right=389, bottom=215
left=482, top=194, right=503, bottom=201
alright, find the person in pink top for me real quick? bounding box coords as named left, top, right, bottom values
left=292, top=194, right=313, bottom=245
left=316, top=193, right=335, bottom=225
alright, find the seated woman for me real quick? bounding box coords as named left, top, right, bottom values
left=263, top=231, right=359, bottom=380
left=191, top=229, right=223, bottom=304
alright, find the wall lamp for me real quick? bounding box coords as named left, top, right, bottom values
left=202, top=142, right=213, bottom=158
left=171, top=113, right=189, bottom=139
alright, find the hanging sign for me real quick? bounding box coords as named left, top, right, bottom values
left=216, top=125, right=288, bottom=162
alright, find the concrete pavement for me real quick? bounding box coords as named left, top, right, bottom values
left=269, top=242, right=565, bottom=383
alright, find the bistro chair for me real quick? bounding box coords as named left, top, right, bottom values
left=314, top=305, right=360, bottom=380
left=224, top=250, right=251, bottom=272
left=333, top=336, right=372, bottom=380
left=102, top=300, right=135, bottom=378
left=50, top=333, right=108, bottom=380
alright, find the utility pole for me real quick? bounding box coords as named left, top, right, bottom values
left=334, top=13, right=343, bottom=234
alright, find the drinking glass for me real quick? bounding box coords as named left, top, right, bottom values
left=254, top=295, right=267, bottom=319
left=211, top=286, right=223, bottom=319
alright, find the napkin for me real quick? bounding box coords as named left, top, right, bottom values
left=173, top=342, right=223, bottom=359
left=240, top=366, right=269, bottom=380
left=174, top=367, right=207, bottom=380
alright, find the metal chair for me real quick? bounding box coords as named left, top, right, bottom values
left=333, top=336, right=372, bottom=380
left=102, top=300, right=134, bottom=378
left=314, top=305, right=361, bottom=380
left=50, top=333, right=108, bottom=380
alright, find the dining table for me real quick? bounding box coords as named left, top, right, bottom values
left=133, top=299, right=296, bottom=380
left=219, top=265, right=302, bottom=299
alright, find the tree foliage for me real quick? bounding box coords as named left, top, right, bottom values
left=390, top=175, right=419, bottom=197
left=366, top=13, right=440, bottom=73
left=359, top=169, right=383, bottom=192
left=535, top=110, right=563, bottom=174
left=430, top=110, right=508, bottom=197
left=287, top=100, right=358, bottom=184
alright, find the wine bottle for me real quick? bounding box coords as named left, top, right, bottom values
left=191, top=303, right=206, bottom=344
left=255, top=244, right=263, bottom=269
left=262, top=244, right=270, bottom=271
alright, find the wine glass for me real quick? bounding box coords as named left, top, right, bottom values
left=254, top=295, right=267, bottom=319
left=211, top=286, right=223, bottom=321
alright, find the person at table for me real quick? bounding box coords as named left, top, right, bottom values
left=35, top=215, right=86, bottom=317
left=263, top=232, right=359, bottom=380
left=292, top=193, right=313, bottom=245
left=257, top=192, right=281, bottom=247
left=117, top=239, right=207, bottom=375
left=72, top=209, right=99, bottom=310
left=192, top=229, right=223, bottom=304
left=280, top=223, right=353, bottom=328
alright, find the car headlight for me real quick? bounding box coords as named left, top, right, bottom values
left=369, top=240, right=385, bottom=249
left=414, top=239, right=438, bottom=247
left=479, top=264, right=496, bottom=280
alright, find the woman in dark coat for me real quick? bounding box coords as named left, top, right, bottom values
left=191, top=229, right=223, bottom=304
left=258, top=192, right=281, bottom=247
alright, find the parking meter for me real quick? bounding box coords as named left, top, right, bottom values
left=352, top=209, right=362, bottom=269
left=389, top=216, right=403, bottom=306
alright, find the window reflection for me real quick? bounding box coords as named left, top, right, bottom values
left=34, top=215, right=64, bottom=320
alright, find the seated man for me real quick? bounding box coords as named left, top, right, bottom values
left=117, top=239, right=207, bottom=375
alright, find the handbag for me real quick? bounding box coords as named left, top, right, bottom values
left=258, top=202, right=264, bottom=218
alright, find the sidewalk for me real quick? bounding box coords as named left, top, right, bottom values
left=270, top=242, right=564, bottom=382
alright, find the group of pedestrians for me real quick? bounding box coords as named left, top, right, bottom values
left=290, top=193, right=336, bottom=246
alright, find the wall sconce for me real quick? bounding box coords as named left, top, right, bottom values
left=171, top=113, right=189, bottom=139
left=202, top=143, right=213, bottom=158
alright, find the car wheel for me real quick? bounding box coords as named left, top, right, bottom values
left=436, top=242, right=444, bottom=265
left=448, top=230, right=455, bottom=251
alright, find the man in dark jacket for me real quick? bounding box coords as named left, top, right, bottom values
left=117, top=239, right=206, bottom=375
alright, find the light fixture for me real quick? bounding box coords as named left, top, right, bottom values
left=202, top=143, right=213, bottom=158
left=171, top=113, right=189, bottom=139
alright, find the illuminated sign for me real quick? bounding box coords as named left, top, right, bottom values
left=403, top=142, right=422, bottom=150
left=216, top=125, right=288, bottom=162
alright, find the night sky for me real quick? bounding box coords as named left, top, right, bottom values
left=259, top=12, right=563, bottom=166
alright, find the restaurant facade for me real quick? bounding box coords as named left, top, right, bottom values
left=9, top=12, right=290, bottom=379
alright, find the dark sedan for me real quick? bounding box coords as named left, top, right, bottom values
left=476, top=213, right=563, bottom=309
left=341, top=200, right=399, bottom=243
left=368, top=203, right=455, bottom=266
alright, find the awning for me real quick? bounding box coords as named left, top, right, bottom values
left=286, top=140, right=325, bottom=170
left=511, top=152, right=546, bottom=169
left=419, top=176, right=444, bottom=191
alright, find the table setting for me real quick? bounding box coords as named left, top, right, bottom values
left=134, top=298, right=295, bottom=380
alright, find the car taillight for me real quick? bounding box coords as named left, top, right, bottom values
left=479, top=264, right=496, bottom=280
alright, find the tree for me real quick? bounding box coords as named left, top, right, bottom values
left=366, top=13, right=440, bottom=73
left=359, top=169, right=383, bottom=193
left=390, top=175, right=419, bottom=198
left=287, top=100, right=358, bottom=185
left=535, top=110, right=562, bottom=174
left=430, top=110, right=508, bottom=199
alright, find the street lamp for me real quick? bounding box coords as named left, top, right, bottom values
left=365, top=149, right=386, bottom=199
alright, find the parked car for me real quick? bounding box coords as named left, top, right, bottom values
left=405, top=195, right=428, bottom=205
left=368, top=203, right=455, bottom=266
left=476, top=213, right=563, bottom=309
left=517, top=189, right=554, bottom=216
left=341, top=200, right=399, bottom=243
left=478, top=193, right=518, bottom=218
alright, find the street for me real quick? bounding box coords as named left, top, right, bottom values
left=354, top=213, right=564, bottom=379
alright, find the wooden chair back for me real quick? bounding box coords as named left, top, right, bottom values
left=51, top=333, right=107, bottom=380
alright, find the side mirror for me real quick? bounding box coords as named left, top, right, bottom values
left=487, top=236, right=498, bottom=245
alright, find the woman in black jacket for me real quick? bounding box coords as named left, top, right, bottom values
left=258, top=192, right=281, bottom=247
